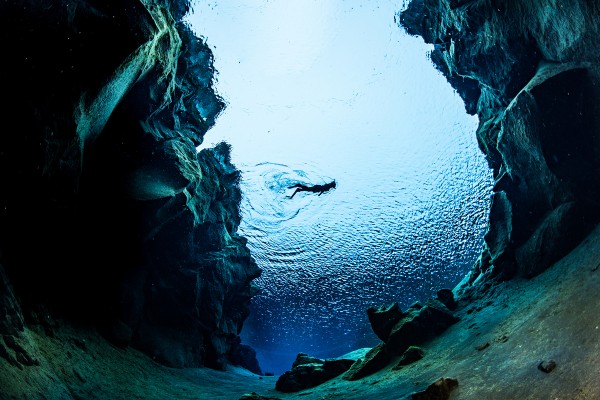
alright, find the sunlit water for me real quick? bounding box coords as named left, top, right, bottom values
left=187, top=0, right=494, bottom=375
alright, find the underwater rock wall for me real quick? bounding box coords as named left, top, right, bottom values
left=399, top=0, right=600, bottom=290
left=0, top=0, right=260, bottom=370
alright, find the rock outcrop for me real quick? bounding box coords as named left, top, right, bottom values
left=275, top=353, right=355, bottom=393
left=0, top=0, right=260, bottom=370
left=399, top=0, right=600, bottom=290
left=411, top=377, right=459, bottom=400
left=344, top=299, right=457, bottom=380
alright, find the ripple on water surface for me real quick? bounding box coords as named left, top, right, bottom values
left=186, top=0, right=494, bottom=375
left=238, top=158, right=492, bottom=373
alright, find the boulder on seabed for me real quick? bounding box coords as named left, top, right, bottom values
left=342, top=343, right=391, bottom=381
left=344, top=298, right=458, bottom=380
left=393, top=346, right=425, bottom=370
left=367, top=302, right=404, bottom=342
left=386, top=299, right=459, bottom=356
left=412, top=377, right=459, bottom=400
left=275, top=353, right=355, bottom=393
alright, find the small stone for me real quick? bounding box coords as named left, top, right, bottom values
left=475, top=342, right=490, bottom=351
left=538, top=360, right=557, bottom=373
left=412, top=377, right=459, bottom=400
left=495, top=334, right=509, bottom=343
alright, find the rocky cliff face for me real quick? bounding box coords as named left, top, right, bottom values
left=0, top=0, right=260, bottom=371
left=399, top=0, right=600, bottom=292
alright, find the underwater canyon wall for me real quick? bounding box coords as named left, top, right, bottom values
left=399, top=0, right=600, bottom=293
left=0, top=0, right=260, bottom=372
left=3, top=0, right=600, bottom=382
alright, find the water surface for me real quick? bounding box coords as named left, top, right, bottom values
left=188, top=0, right=493, bottom=374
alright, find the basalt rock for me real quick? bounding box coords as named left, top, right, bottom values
left=436, top=289, right=457, bottom=311
left=393, top=346, right=425, bottom=370
left=0, top=0, right=260, bottom=371
left=276, top=353, right=355, bottom=392
left=367, top=302, right=404, bottom=342
left=345, top=299, right=457, bottom=380
left=411, top=377, right=459, bottom=400
left=399, top=0, right=600, bottom=289
left=386, top=299, right=458, bottom=356
left=342, top=343, right=392, bottom=381
left=229, top=337, right=263, bottom=376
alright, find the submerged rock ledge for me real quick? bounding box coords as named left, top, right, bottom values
left=399, top=0, right=600, bottom=289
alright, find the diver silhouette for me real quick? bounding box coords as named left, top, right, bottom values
left=287, top=180, right=336, bottom=199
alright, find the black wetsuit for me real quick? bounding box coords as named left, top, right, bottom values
left=288, top=181, right=336, bottom=198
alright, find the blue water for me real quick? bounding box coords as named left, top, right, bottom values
left=237, top=152, right=491, bottom=374
left=187, top=0, right=494, bottom=375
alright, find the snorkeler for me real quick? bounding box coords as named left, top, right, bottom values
left=287, top=180, right=336, bottom=199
